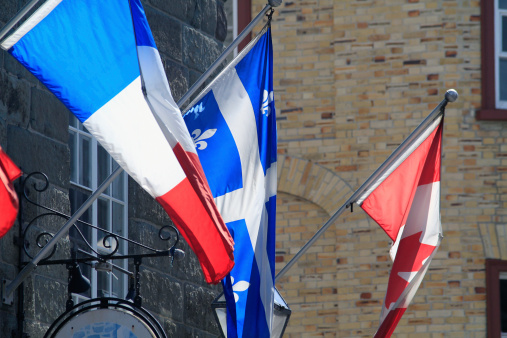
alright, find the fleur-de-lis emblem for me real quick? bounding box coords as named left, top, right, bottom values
left=261, top=90, right=274, bottom=116
left=187, top=102, right=205, bottom=119
left=231, top=276, right=250, bottom=302
left=191, top=128, right=217, bottom=150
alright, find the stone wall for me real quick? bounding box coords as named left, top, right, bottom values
left=0, top=0, right=228, bottom=336
left=252, top=0, right=492, bottom=336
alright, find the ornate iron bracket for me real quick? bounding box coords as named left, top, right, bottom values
left=18, top=172, right=185, bottom=308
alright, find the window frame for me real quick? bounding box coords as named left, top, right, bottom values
left=486, top=259, right=507, bottom=336
left=478, top=0, right=507, bottom=120
left=68, top=116, right=129, bottom=300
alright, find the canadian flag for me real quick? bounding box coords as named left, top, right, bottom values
left=0, top=146, right=22, bottom=239
left=357, top=116, right=444, bottom=338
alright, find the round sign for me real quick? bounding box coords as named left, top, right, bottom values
left=53, top=307, right=157, bottom=338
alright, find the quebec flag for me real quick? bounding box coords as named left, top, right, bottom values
left=184, top=28, right=277, bottom=337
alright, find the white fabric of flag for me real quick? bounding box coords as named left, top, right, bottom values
left=183, top=28, right=277, bottom=338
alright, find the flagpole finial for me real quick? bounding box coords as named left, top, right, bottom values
left=445, top=89, right=458, bottom=103
left=268, top=0, right=283, bottom=7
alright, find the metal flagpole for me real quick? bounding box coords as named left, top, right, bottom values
left=0, top=0, right=43, bottom=43
left=2, top=0, right=282, bottom=297
left=177, top=0, right=281, bottom=108
left=274, top=89, right=458, bottom=283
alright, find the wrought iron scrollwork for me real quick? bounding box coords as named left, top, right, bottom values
left=19, top=171, right=184, bottom=269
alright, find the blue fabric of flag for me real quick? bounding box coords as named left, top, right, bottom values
left=183, top=28, right=276, bottom=338
left=8, top=0, right=139, bottom=123
left=184, top=92, right=243, bottom=198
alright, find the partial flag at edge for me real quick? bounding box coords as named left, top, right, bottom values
left=0, top=146, right=22, bottom=239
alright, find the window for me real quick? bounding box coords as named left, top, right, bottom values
left=68, top=113, right=128, bottom=301
left=486, top=259, right=507, bottom=336
left=478, top=0, right=507, bottom=120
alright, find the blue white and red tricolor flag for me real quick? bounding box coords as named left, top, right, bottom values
left=357, top=116, right=444, bottom=338
left=184, top=28, right=277, bottom=337
left=0, top=0, right=234, bottom=284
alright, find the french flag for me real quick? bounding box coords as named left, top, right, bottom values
left=1, top=0, right=234, bottom=284
left=357, top=116, right=444, bottom=337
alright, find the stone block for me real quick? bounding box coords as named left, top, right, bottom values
left=3, top=52, right=40, bottom=85
left=0, top=220, right=19, bottom=264
left=24, top=320, right=50, bottom=338
left=162, top=56, right=189, bottom=103
left=0, top=117, right=5, bottom=147
left=0, top=0, right=18, bottom=28
left=0, top=72, right=30, bottom=127
left=127, top=178, right=171, bottom=225
left=30, top=87, right=70, bottom=143
left=140, top=268, right=184, bottom=321
left=190, top=0, right=217, bottom=37
left=163, top=319, right=186, bottom=337
left=0, top=309, right=17, bottom=338
left=145, top=7, right=182, bottom=62
left=184, top=283, right=220, bottom=332
left=7, top=125, right=70, bottom=189
left=146, top=0, right=197, bottom=23
left=30, top=275, right=67, bottom=324
left=183, top=26, right=223, bottom=73
left=215, top=0, right=227, bottom=42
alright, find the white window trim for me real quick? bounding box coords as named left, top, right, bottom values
left=69, top=121, right=129, bottom=300
left=495, top=0, right=507, bottom=109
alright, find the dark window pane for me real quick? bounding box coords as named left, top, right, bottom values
left=112, top=167, right=124, bottom=200
left=500, top=278, right=507, bottom=332
left=97, top=270, right=109, bottom=297
left=500, top=59, right=507, bottom=101
left=68, top=131, right=77, bottom=183
left=97, top=145, right=110, bottom=195
left=503, top=16, right=507, bottom=52
left=80, top=136, right=91, bottom=187
left=69, top=112, right=77, bottom=128
left=97, top=198, right=110, bottom=231
left=112, top=271, right=123, bottom=298
left=68, top=188, right=93, bottom=275
left=501, top=0, right=507, bottom=10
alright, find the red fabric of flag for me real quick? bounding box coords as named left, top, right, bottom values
left=358, top=117, right=444, bottom=338
left=0, top=147, right=22, bottom=239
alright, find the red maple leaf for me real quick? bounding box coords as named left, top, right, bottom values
left=384, top=231, right=437, bottom=310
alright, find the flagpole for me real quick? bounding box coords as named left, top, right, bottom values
left=176, top=1, right=281, bottom=108
left=0, top=0, right=43, bottom=43
left=274, top=89, right=458, bottom=283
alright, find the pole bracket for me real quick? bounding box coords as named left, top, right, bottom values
left=2, top=279, right=14, bottom=305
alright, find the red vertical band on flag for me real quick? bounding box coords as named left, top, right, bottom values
left=0, top=147, right=22, bottom=239
left=157, top=143, right=234, bottom=284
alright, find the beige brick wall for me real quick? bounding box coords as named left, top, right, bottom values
left=249, top=0, right=501, bottom=336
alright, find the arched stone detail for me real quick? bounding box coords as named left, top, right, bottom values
left=277, top=155, right=356, bottom=217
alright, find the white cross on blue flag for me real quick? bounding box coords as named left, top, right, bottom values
left=184, top=28, right=277, bottom=337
